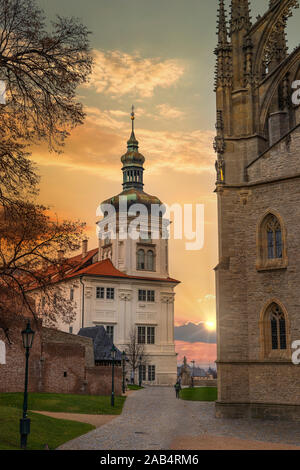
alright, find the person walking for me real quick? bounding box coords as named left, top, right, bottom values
left=174, top=381, right=181, bottom=399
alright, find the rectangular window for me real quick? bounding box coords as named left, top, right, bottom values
left=96, top=287, right=105, bottom=299
left=138, top=290, right=146, bottom=301
left=69, top=326, right=73, bottom=334
left=148, top=365, right=155, bottom=381
left=138, top=326, right=146, bottom=344
left=106, top=288, right=115, bottom=300
left=140, top=364, right=146, bottom=381
left=70, top=288, right=74, bottom=301
left=147, top=327, right=155, bottom=344
left=147, top=290, right=155, bottom=302
left=106, top=325, right=114, bottom=341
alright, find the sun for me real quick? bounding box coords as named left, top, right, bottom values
left=205, top=320, right=216, bottom=332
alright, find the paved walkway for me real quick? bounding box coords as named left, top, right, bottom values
left=58, top=387, right=300, bottom=450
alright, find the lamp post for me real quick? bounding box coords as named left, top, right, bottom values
left=20, top=321, right=35, bottom=450
left=122, top=351, right=126, bottom=394
left=138, top=355, right=142, bottom=387
left=191, top=360, right=195, bottom=388
left=111, top=345, right=117, bottom=407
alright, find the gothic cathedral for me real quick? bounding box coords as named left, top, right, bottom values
left=214, top=0, right=300, bottom=420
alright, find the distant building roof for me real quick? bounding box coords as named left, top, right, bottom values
left=78, top=326, right=123, bottom=362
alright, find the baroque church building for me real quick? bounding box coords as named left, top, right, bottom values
left=33, top=111, right=179, bottom=386
left=214, top=0, right=300, bottom=420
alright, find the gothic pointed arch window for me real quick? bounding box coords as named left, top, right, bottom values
left=137, top=249, right=145, bottom=270
left=257, top=212, right=287, bottom=270
left=260, top=301, right=290, bottom=359
left=266, top=215, right=282, bottom=260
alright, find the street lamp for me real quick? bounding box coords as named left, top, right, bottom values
left=138, top=355, right=142, bottom=387
left=20, top=321, right=35, bottom=450
left=122, top=351, right=126, bottom=394
left=111, top=345, right=117, bottom=407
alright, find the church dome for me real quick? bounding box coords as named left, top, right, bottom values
left=101, top=188, right=164, bottom=213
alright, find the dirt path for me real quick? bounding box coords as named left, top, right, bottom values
left=31, top=410, right=117, bottom=428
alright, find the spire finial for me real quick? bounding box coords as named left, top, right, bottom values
left=127, top=104, right=138, bottom=150
left=131, top=104, right=135, bottom=134
left=217, top=0, right=228, bottom=46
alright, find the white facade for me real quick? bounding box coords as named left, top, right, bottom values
left=57, top=273, right=177, bottom=385
left=39, top=118, right=179, bottom=385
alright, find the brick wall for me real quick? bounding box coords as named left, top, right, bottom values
left=41, top=342, right=86, bottom=394
left=0, top=318, right=42, bottom=393
left=0, top=318, right=121, bottom=396
left=41, top=327, right=94, bottom=367
left=85, top=366, right=122, bottom=396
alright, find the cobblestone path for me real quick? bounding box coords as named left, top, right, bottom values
left=58, top=387, right=300, bottom=450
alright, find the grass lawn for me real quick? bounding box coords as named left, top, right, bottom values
left=180, top=387, right=218, bottom=402
left=0, top=392, right=126, bottom=415
left=0, top=405, right=94, bottom=450
left=127, top=384, right=144, bottom=390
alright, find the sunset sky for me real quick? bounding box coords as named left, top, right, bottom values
left=32, top=0, right=300, bottom=366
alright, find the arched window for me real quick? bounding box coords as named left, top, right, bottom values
left=260, top=301, right=289, bottom=358
left=147, top=250, right=154, bottom=271
left=0, top=340, right=6, bottom=365
left=257, top=212, right=287, bottom=270
left=270, top=304, right=287, bottom=350
left=137, top=249, right=145, bottom=270
left=266, top=215, right=282, bottom=260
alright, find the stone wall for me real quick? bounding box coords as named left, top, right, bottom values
left=216, top=156, right=300, bottom=419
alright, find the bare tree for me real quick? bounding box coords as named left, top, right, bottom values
left=0, top=0, right=92, bottom=151
left=125, top=327, right=148, bottom=384
left=0, top=0, right=93, bottom=207
left=0, top=200, right=85, bottom=330
left=0, top=0, right=92, bottom=335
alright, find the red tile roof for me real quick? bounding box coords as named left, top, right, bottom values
left=72, top=258, right=180, bottom=283
left=29, top=248, right=180, bottom=289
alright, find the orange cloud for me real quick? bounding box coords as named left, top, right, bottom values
left=87, top=49, right=185, bottom=98
left=156, top=104, right=185, bottom=120
left=31, top=108, right=215, bottom=179
left=175, top=340, right=217, bottom=365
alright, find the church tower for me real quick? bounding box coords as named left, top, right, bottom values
left=98, top=107, right=169, bottom=280
left=94, top=109, right=179, bottom=385
left=215, top=0, right=300, bottom=420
